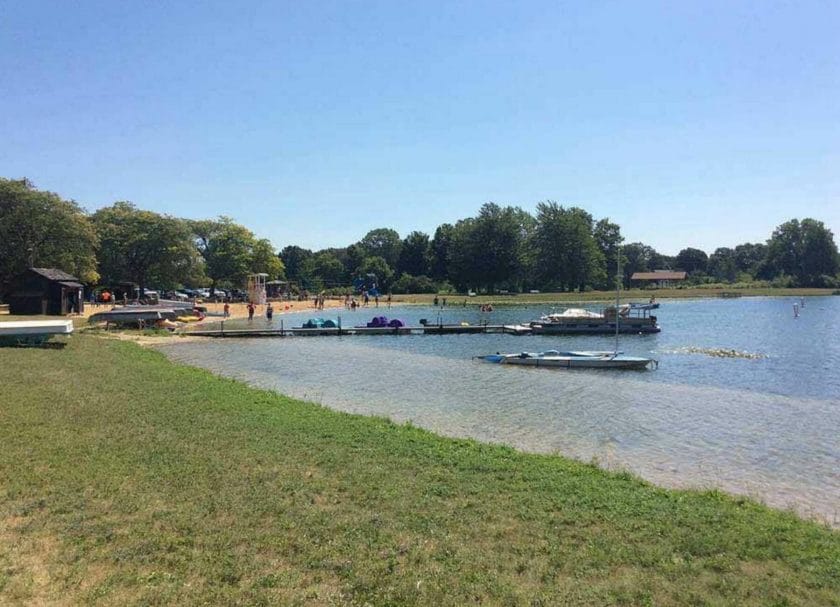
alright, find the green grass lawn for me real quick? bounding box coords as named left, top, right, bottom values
left=0, top=336, right=837, bottom=605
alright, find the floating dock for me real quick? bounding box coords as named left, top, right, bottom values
left=184, top=324, right=534, bottom=338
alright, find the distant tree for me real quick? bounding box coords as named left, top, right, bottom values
left=356, top=256, right=394, bottom=290
left=621, top=242, right=659, bottom=287
left=0, top=178, right=99, bottom=290
left=191, top=218, right=284, bottom=293
left=733, top=242, right=767, bottom=277
left=345, top=244, right=367, bottom=278
left=764, top=218, right=839, bottom=286
left=675, top=247, right=709, bottom=274
left=357, top=228, right=402, bottom=269
left=530, top=202, right=604, bottom=291
left=593, top=218, right=624, bottom=289
left=391, top=273, right=437, bottom=294
left=279, top=245, right=313, bottom=283
left=251, top=238, right=285, bottom=280
left=192, top=218, right=255, bottom=292
left=397, top=231, right=431, bottom=277
left=449, top=203, right=529, bottom=292
left=93, top=202, right=200, bottom=296
left=305, top=252, right=345, bottom=287
left=708, top=247, right=738, bottom=282
left=429, top=223, right=455, bottom=282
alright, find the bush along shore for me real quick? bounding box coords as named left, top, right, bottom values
left=1, top=335, right=838, bottom=605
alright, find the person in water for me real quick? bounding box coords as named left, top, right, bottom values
left=266, top=302, right=274, bottom=320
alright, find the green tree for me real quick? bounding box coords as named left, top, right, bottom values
left=345, top=244, right=367, bottom=279
left=675, top=247, right=709, bottom=274
left=430, top=223, right=455, bottom=282
left=251, top=238, right=285, bottom=280
left=191, top=218, right=284, bottom=293
left=397, top=231, right=431, bottom=277
left=356, top=228, right=402, bottom=269
left=530, top=202, right=604, bottom=291
left=391, top=273, right=437, bottom=294
left=356, top=256, right=394, bottom=290
left=708, top=247, right=738, bottom=282
left=93, top=202, right=200, bottom=296
left=192, top=218, right=254, bottom=293
left=279, top=245, right=314, bottom=284
left=764, top=218, right=839, bottom=286
left=305, top=252, right=345, bottom=287
left=0, top=178, right=99, bottom=290
left=622, top=242, right=657, bottom=287
left=733, top=243, right=767, bottom=277
left=593, top=218, right=624, bottom=289
left=449, top=203, right=530, bottom=292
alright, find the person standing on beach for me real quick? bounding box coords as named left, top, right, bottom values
left=266, top=302, right=273, bottom=321
left=374, top=294, right=379, bottom=307
left=387, top=293, right=392, bottom=309
left=247, top=302, right=255, bottom=320
left=223, top=302, right=230, bottom=318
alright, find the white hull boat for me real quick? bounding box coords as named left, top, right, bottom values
left=0, top=320, right=74, bottom=346
left=479, top=350, right=656, bottom=370
left=0, top=320, right=74, bottom=336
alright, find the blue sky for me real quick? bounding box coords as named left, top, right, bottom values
left=2, top=1, right=838, bottom=255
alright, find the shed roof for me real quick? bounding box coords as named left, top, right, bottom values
left=29, top=267, right=79, bottom=282
left=631, top=271, right=687, bottom=281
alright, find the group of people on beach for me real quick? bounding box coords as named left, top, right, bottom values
left=340, top=291, right=392, bottom=309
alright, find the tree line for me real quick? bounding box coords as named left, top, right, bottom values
left=2, top=178, right=839, bottom=299
left=282, top=202, right=840, bottom=293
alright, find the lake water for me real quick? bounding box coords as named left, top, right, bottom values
left=159, top=296, right=840, bottom=525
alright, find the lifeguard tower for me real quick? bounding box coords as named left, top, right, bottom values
left=246, top=273, right=268, bottom=305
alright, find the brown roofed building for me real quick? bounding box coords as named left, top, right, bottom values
left=6, top=268, right=85, bottom=315
left=630, top=270, right=687, bottom=288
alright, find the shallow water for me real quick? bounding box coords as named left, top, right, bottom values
left=161, top=296, right=840, bottom=524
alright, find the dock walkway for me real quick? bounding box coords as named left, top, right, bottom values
left=185, top=324, right=534, bottom=338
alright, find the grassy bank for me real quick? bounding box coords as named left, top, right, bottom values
left=395, top=287, right=837, bottom=305
left=1, top=336, right=838, bottom=605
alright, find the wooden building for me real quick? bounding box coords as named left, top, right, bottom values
left=6, top=268, right=85, bottom=315
left=630, top=270, right=687, bottom=288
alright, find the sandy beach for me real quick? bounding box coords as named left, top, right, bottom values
left=78, top=297, right=349, bottom=321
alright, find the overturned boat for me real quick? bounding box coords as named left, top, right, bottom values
left=0, top=320, right=74, bottom=346
left=478, top=350, right=657, bottom=370
left=88, top=305, right=200, bottom=327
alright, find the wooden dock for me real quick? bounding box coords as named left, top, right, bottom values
left=184, top=324, right=534, bottom=338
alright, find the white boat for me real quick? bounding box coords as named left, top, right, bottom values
left=529, top=304, right=660, bottom=334
left=478, top=350, right=656, bottom=370
left=0, top=320, right=74, bottom=336
left=480, top=247, right=658, bottom=370
left=0, top=320, right=74, bottom=346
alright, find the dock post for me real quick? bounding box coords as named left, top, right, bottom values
left=281, top=319, right=284, bottom=335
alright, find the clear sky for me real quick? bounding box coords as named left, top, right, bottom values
left=2, top=1, right=838, bottom=255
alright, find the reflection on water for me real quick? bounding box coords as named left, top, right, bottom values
left=165, top=297, right=840, bottom=525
